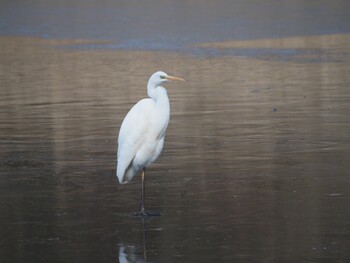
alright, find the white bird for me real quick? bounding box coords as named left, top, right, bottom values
left=116, top=71, right=184, bottom=216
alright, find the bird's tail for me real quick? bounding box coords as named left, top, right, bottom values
left=116, top=164, right=128, bottom=184
left=117, top=163, right=138, bottom=184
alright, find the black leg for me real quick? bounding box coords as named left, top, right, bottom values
left=134, top=168, right=147, bottom=216
left=141, top=167, right=146, bottom=214
left=134, top=168, right=160, bottom=217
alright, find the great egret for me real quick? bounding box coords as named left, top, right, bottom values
left=116, top=71, right=184, bottom=216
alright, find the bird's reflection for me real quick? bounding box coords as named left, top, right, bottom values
left=119, top=243, right=148, bottom=263
left=118, top=218, right=150, bottom=263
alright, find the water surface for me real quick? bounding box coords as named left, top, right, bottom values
left=1, top=1, right=350, bottom=262
left=1, top=0, right=350, bottom=51
left=1, top=35, right=349, bottom=262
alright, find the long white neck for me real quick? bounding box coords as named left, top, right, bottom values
left=147, top=82, right=168, bottom=103
left=147, top=82, right=170, bottom=121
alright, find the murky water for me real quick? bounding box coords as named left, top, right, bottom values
left=1, top=1, right=350, bottom=263
left=2, top=0, right=350, bottom=51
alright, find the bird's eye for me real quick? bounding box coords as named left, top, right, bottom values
left=160, top=76, right=166, bottom=79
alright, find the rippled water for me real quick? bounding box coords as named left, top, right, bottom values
left=1, top=1, right=350, bottom=262
left=1, top=36, right=349, bottom=262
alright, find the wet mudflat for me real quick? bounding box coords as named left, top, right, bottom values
left=0, top=35, right=349, bottom=262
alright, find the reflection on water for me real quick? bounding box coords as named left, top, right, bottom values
left=118, top=219, right=148, bottom=263
left=1, top=33, right=350, bottom=262
left=119, top=244, right=145, bottom=263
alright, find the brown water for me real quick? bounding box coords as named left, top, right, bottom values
left=1, top=36, right=350, bottom=262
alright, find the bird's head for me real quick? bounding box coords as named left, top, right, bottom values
left=149, top=71, right=185, bottom=87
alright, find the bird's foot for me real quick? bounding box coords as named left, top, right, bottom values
left=134, top=210, right=161, bottom=217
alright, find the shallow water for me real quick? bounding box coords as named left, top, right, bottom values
left=1, top=35, right=349, bottom=262
left=1, top=1, right=350, bottom=262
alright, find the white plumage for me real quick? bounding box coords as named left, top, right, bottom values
left=116, top=71, right=184, bottom=215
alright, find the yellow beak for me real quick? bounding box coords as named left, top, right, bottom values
left=165, top=75, right=185, bottom=81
